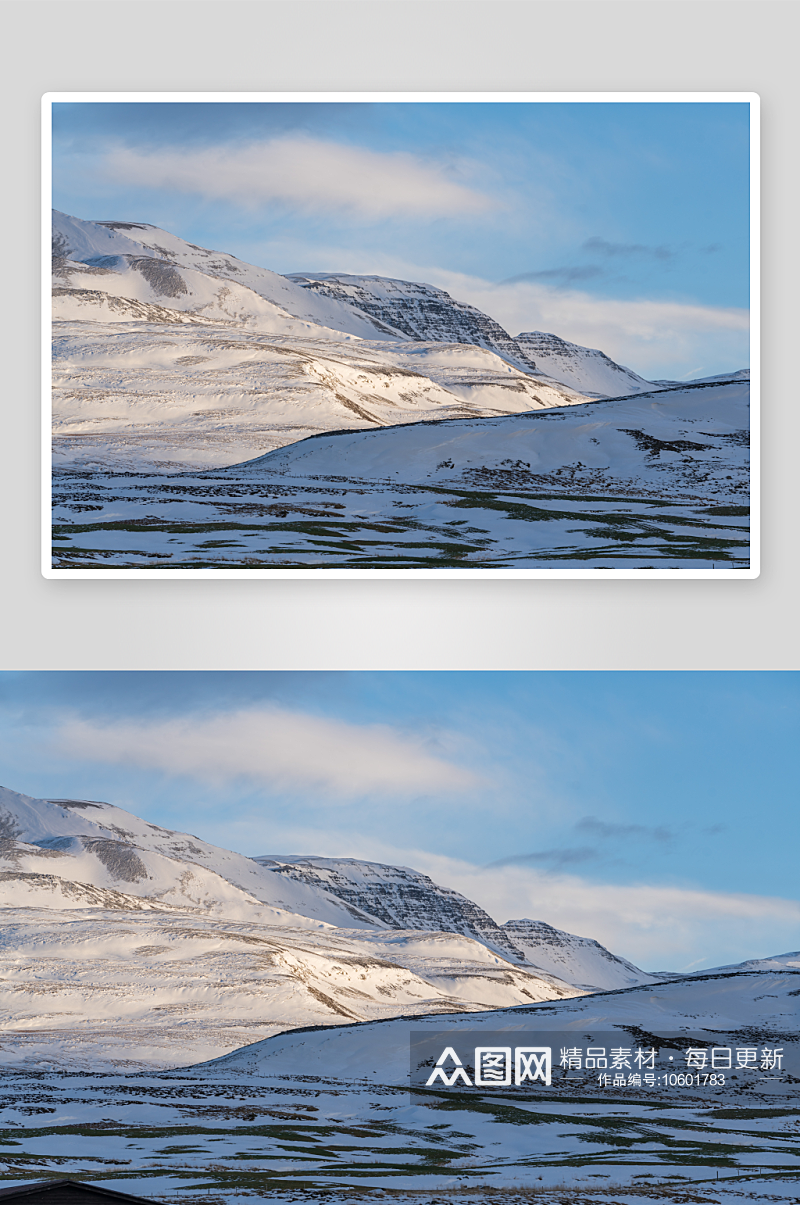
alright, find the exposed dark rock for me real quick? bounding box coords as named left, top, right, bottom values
left=255, top=856, right=527, bottom=962
left=80, top=837, right=149, bottom=883
left=288, top=275, right=539, bottom=373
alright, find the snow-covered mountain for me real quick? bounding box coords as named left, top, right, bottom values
left=0, top=785, right=376, bottom=926
left=514, top=331, right=655, bottom=397
left=0, top=785, right=787, bottom=1075
left=0, top=785, right=648, bottom=993
left=502, top=918, right=660, bottom=991
left=255, top=856, right=527, bottom=962
left=53, top=211, right=392, bottom=341
left=701, top=950, right=800, bottom=974
left=0, top=784, right=641, bottom=1067
left=51, top=210, right=751, bottom=527
left=258, top=857, right=658, bottom=992
left=52, top=212, right=592, bottom=471
left=652, top=368, right=750, bottom=387
left=288, top=273, right=540, bottom=374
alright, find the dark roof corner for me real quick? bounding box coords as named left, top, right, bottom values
left=0, top=1183, right=160, bottom=1205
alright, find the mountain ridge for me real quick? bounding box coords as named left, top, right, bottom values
left=254, top=855, right=658, bottom=991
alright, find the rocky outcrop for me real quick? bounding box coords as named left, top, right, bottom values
left=502, top=917, right=657, bottom=990
left=288, top=274, right=540, bottom=372
left=255, top=856, right=528, bottom=962
left=514, top=331, right=653, bottom=396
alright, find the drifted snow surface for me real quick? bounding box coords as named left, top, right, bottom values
left=52, top=322, right=585, bottom=473
left=199, top=970, right=800, bottom=1093
left=237, top=380, right=749, bottom=503
left=0, top=907, right=578, bottom=1071
left=1, top=1039, right=797, bottom=1205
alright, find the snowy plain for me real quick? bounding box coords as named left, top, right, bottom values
left=0, top=971, right=797, bottom=1205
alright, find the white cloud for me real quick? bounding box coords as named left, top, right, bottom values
left=103, top=139, right=493, bottom=221
left=55, top=708, right=478, bottom=798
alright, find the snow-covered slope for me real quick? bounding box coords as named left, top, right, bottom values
left=53, top=211, right=392, bottom=341
left=1, top=786, right=787, bottom=1075
left=0, top=786, right=590, bottom=1067
left=289, top=274, right=540, bottom=372
left=0, top=786, right=640, bottom=995
left=229, top=379, right=750, bottom=506
left=196, top=970, right=800, bottom=1098
left=256, top=857, right=527, bottom=963
left=52, top=325, right=586, bottom=472
left=502, top=919, right=660, bottom=991
left=515, top=331, right=655, bottom=397
left=0, top=906, right=580, bottom=1070
left=52, top=212, right=594, bottom=471
left=701, top=950, right=800, bottom=974
left=258, top=857, right=656, bottom=992
left=652, top=369, right=751, bottom=387
left=0, top=785, right=376, bottom=926
left=51, top=210, right=749, bottom=538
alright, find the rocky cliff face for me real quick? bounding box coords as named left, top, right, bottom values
left=255, top=856, right=528, bottom=962
left=514, top=331, right=653, bottom=396
left=288, top=274, right=540, bottom=373
left=256, top=857, right=660, bottom=991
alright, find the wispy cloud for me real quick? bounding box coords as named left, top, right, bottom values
left=501, top=239, right=677, bottom=291
left=502, top=266, right=605, bottom=286
left=54, top=708, right=479, bottom=798
left=102, top=138, right=494, bottom=221
left=575, top=816, right=674, bottom=843
left=487, top=847, right=598, bottom=869
left=582, top=236, right=674, bottom=262
left=487, top=818, right=674, bottom=870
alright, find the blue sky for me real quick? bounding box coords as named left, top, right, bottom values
left=0, top=671, right=794, bottom=971
left=51, top=100, right=751, bottom=380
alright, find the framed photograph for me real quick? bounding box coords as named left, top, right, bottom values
left=0, top=669, right=796, bottom=1197
left=43, top=92, right=758, bottom=578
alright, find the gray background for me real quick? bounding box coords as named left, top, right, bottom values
left=3, top=0, right=796, bottom=670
